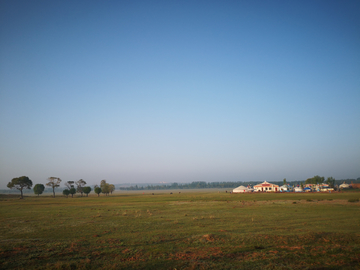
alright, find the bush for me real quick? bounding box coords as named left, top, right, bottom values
left=348, top=198, right=359, bottom=203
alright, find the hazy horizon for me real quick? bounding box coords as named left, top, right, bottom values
left=1, top=0, right=359, bottom=189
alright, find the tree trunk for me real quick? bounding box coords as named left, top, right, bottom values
left=53, top=187, right=55, bottom=197
left=20, top=188, right=23, bottom=199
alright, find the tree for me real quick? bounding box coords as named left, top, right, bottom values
left=283, top=178, right=287, bottom=185
left=65, top=181, right=75, bottom=190
left=7, top=176, right=33, bottom=199
left=33, top=184, right=45, bottom=196
left=63, top=189, right=70, bottom=198
left=46, top=177, right=62, bottom=197
left=326, top=177, right=335, bottom=188
left=83, top=186, right=92, bottom=197
left=75, top=179, right=87, bottom=196
left=100, top=180, right=110, bottom=196
left=305, top=175, right=325, bottom=186
left=94, top=186, right=102, bottom=197
left=109, top=184, right=115, bottom=194
left=69, top=187, right=76, bottom=198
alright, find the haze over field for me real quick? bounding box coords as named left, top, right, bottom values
left=1, top=0, right=359, bottom=188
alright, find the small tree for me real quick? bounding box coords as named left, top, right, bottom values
left=283, top=178, right=287, bottom=185
left=33, top=184, right=45, bottom=196
left=63, top=189, right=70, bottom=198
left=69, top=187, right=76, bottom=198
left=94, top=186, right=102, bottom=197
left=83, top=186, right=92, bottom=197
left=7, top=176, right=33, bottom=199
left=75, top=179, right=87, bottom=196
left=109, top=184, right=115, bottom=195
left=46, top=177, right=62, bottom=197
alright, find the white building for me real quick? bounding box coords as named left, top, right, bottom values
left=253, top=181, right=279, bottom=192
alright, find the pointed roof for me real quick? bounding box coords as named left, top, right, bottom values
left=254, top=181, right=279, bottom=187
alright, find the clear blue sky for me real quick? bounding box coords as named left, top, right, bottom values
left=1, top=0, right=359, bottom=188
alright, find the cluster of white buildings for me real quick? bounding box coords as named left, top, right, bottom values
left=232, top=181, right=334, bottom=193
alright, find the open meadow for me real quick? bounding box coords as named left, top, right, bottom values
left=1, top=191, right=360, bottom=270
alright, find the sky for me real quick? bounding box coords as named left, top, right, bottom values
left=1, top=0, right=359, bottom=189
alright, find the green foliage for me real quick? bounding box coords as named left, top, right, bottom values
left=33, top=184, right=45, bottom=196
left=100, top=180, right=112, bottom=196
left=46, top=177, right=61, bottom=197
left=65, top=181, right=75, bottom=189
left=69, top=187, right=76, bottom=198
left=83, top=186, right=92, bottom=196
left=75, top=179, right=86, bottom=196
left=109, top=184, right=115, bottom=194
left=7, top=176, right=33, bottom=199
left=94, top=187, right=102, bottom=197
left=63, top=189, right=70, bottom=197
left=306, top=175, right=325, bottom=185
left=326, top=177, right=335, bottom=188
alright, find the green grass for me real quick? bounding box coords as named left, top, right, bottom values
left=0, top=191, right=360, bottom=269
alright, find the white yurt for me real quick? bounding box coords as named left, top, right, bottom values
left=339, top=182, right=350, bottom=189
left=233, top=186, right=252, bottom=193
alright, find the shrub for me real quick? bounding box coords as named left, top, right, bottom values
left=348, top=198, right=359, bottom=203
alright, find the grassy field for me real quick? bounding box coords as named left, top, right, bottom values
left=1, top=191, right=360, bottom=270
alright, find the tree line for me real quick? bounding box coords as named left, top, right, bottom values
left=120, top=176, right=360, bottom=191
left=7, top=176, right=115, bottom=199
left=7, top=175, right=360, bottom=197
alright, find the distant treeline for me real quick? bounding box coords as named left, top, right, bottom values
left=119, top=178, right=360, bottom=191
left=2, top=178, right=360, bottom=194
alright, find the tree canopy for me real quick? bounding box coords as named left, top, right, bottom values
left=83, top=186, right=92, bottom=197
left=305, top=175, right=325, bottom=185
left=63, top=189, right=70, bottom=198
left=33, top=184, right=45, bottom=196
left=100, top=180, right=110, bottom=196
left=7, top=176, right=33, bottom=199
left=94, top=186, right=102, bottom=197
left=75, top=179, right=87, bottom=196
left=46, top=177, right=62, bottom=197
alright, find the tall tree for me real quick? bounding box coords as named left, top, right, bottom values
left=326, top=177, right=335, bottom=188
left=46, top=177, right=62, bottom=197
left=100, top=180, right=110, bottom=196
left=283, top=178, right=287, bottom=185
left=7, top=176, right=33, bottom=199
left=65, top=181, right=75, bottom=190
left=33, top=184, right=45, bottom=196
left=75, top=179, right=87, bottom=196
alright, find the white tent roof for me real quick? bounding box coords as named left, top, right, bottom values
left=233, top=185, right=251, bottom=193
